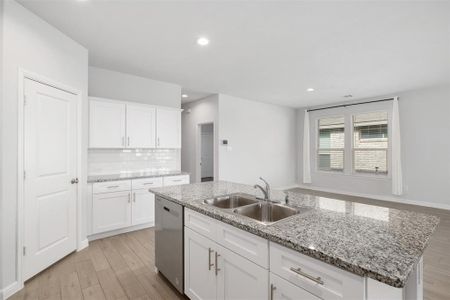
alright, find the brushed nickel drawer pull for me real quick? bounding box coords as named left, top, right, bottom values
left=290, top=267, right=324, bottom=285
left=208, top=248, right=214, bottom=270
left=270, top=284, right=276, bottom=300
left=215, top=252, right=221, bottom=275
left=143, top=182, right=154, bottom=185
left=107, top=185, right=119, bottom=189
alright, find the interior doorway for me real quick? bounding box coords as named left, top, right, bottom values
left=199, top=123, right=214, bottom=182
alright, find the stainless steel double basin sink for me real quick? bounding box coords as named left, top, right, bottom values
left=204, top=193, right=306, bottom=225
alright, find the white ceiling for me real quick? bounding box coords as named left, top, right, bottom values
left=18, top=0, right=450, bottom=108
left=181, top=88, right=214, bottom=104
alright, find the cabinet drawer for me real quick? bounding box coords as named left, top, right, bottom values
left=216, top=221, right=269, bottom=268
left=185, top=208, right=217, bottom=240
left=270, top=242, right=364, bottom=300
left=93, top=180, right=131, bottom=194
left=132, top=177, right=163, bottom=190
left=163, top=175, right=190, bottom=186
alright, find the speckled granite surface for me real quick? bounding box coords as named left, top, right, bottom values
left=87, top=171, right=189, bottom=183
left=150, top=181, right=439, bottom=288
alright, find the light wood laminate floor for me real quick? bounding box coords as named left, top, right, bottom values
left=10, top=229, right=187, bottom=300
left=10, top=189, right=450, bottom=300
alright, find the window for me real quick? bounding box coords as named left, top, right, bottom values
left=317, top=116, right=344, bottom=172
left=353, top=112, right=388, bottom=174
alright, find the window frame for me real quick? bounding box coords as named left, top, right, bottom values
left=315, top=115, right=345, bottom=173
left=351, top=110, right=389, bottom=177
left=311, top=104, right=392, bottom=180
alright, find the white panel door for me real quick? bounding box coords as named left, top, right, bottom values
left=89, top=99, right=126, bottom=148
left=126, top=104, right=156, bottom=148
left=23, top=79, right=78, bottom=280
left=156, top=108, right=181, bottom=148
left=132, top=190, right=155, bottom=225
left=92, top=191, right=132, bottom=234
left=184, top=227, right=217, bottom=300
left=216, top=243, right=269, bottom=300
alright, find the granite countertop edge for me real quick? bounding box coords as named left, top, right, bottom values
left=87, top=171, right=190, bottom=183
left=151, top=188, right=439, bottom=288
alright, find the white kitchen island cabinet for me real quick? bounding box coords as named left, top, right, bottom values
left=183, top=208, right=424, bottom=300
left=184, top=226, right=268, bottom=300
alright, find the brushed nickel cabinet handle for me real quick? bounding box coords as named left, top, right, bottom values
left=128, top=193, right=131, bottom=203
left=127, top=137, right=130, bottom=146
left=208, top=248, right=214, bottom=270
left=270, top=284, right=276, bottom=300
left=107, top=185, right=119, bottom=189
left=215, top=252, right=220, bottom=276
left=122, top=137, right=125, bottom=146
left=289, top=267, right=324, bottom=285
left=133, top=192, right=136, bottom=202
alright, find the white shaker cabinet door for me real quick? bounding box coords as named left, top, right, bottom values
left=184, top=227, right=217, bottom=300
left=126, top=104, right=156, bottom=148
left=270, top=273, right=320, bottom=300
left=131, top=189, right=155, bottom=225
left=89, top=99, right=126, bottom=148
left=216, top=243, right=269, bottom=300
left=92, top=191, right=132, bottom=234
left=156, top=108, right=181, bottom=148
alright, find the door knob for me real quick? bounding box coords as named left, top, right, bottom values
left=71, top=178, right=79, bottom=184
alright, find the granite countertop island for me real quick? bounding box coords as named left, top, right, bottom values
left=87, top=170, right=189, bottom=183
left=149, top=181, right=439, bottom=288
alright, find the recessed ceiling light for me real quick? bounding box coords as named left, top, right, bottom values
left=197, top=37, right=210, bottom=46
left=306, top=88, right=315, bottom=92
left=182, top=94, right=188, bottom=98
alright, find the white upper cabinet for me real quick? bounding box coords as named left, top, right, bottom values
left=89, top=99, right=126, bottom=148
left=126, top=104, right=156, bottom=148
left=156, top=108, right=181, bottom=148
left=89, top=97, right=181, bottom=149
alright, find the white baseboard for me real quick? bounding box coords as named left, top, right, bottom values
left=88, top=222, right=154, bottom=241
left=1, top=281, right=22, bottom=300
left=77, top=238, right=89, bottom=251
left=295, top=184, right=450, bottom=211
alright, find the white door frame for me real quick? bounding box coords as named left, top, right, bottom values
left=195, top=122, right=215, bottom=183
left=16, top=69, right=84, bottom=290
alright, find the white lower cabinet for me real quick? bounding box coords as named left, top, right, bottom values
left=185, top=226, right=268, bottom=300
left=131, top=189, right=155, bottom=225
left=185, top=227, right=217, bottom=300
left=92, top=191, right=131, bottom=234
left=270, top=273, right=320, bottom=300
left=216, top=243, right=268, bottom=300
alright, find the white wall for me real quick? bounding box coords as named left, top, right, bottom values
left=88, top=66, right=181, bottom=108
left=297, top=84, right=450, bottom=209
left=0, top=0, right=4, bottom=293
left=181, top=95, right=219, bottom=182
left=218, top=94, right=297, bottom=188
left=1, top=0, right=88, bottom=292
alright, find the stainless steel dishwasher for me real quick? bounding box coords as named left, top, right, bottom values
left=155, top=195, right=184, bottom=294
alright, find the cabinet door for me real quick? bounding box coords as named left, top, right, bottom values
left=89, top=99, right=126, bottom=148
left=126, top=104, right=156, bottom=148
left=185, top=227, right=217, bottom=300
left=132, top=190, right=155, bottom=225
left=270, top=273, right=320, bottom=300
left=216, top=243, right=269, bottom=300
left=156, top=108, right=181, bottom=148
left=92, top=191, right=131, bottom=234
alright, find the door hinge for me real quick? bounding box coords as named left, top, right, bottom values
left=23, top=246, right=26, bottom=256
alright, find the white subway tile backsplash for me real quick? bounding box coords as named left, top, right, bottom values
left=88, top=149, right=180, bottom=175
